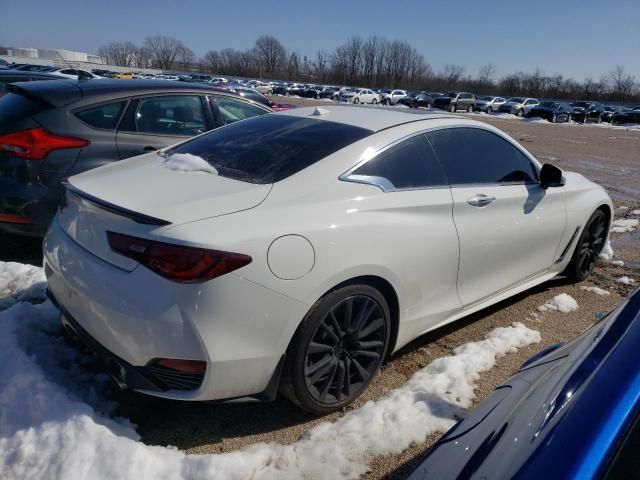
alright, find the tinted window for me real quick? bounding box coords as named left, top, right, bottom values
left=124, top=95, right=206, bottom=136
left=166, top=115, right=371, bottom=184
left=0, top=92, right=50, bottom=123
left=213, top=96, right=266, bottom=125
left=75, top=101, right=126, bottom=130
left=427, top=128, right=538, bottom=185
left=352, top=135, right=446, bottom=189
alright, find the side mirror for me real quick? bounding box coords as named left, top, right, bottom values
left=540, top=163, right=565, bottom=188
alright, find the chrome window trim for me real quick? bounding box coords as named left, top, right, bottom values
left=339, top=124, right=541, bottom=192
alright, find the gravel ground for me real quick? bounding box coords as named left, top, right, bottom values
left=2, top=98, right=640, bottom=479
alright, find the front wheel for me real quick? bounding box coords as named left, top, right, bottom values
left=449, top=104, right=456, bottom=112
left=353, top=97, right=360, bottom=104
left=372, top=98, right=378, bottom=104
left=280, top=284, right=391, bottom=415
left=517, top=109, right=524, bottom=117
left=565, top=209, right=607, bottom=282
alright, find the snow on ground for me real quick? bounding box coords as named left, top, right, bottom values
left=0, top=262, right=46, bottom=309
left=580, top=286, right=610, bottom=296
left=538, top=293, right=579, bottom=313
left=599, top=240, right=615, bottom=261
left=0, top=262, right=541, bottom=480
left=162, top=153, right=219, bottom=175
left=616, top=276, right=635, bottom=285
left=631, top=210, right=640, bottom=216
left=611, top=260, right=625, bottom=267
left=610, top=218, right=639, bottom=233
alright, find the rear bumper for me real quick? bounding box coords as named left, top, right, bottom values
left=43, top=218, right=309, bottom=401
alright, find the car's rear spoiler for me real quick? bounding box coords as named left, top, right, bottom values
left=62, top=180, right=171, bottom=226
left=8, top=79, right=82, bottom=108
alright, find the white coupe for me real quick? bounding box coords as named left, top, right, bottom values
left=44, top=106, right=612, bottom=414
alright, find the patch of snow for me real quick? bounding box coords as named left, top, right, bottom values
left=616, top=276, right=635, bottom=285
left=610, top=218, right=639, bottom=233
left=0, top=262, right=46, bottom=309
left=618, top=206, right=629, bottom=210
left=631, top=210, right=640, bottom=216
left=0, top=262, right=541, bottom=480
left=161, top=153, right=218, bottom=174
left=538, top=293, right=579, bottom=313
left=611, top=260, right=625, bottom=267
left=599, top=240, right=614, bottom=261
left=311, top=107, right=330, bottom=116
left=580, top=286, right=610, bottom=296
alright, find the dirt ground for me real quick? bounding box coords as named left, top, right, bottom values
left=2, top=98, right=640, bottom=479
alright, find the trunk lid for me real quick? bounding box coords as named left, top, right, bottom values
left=67, top=152, right=272, bottom=225
left=59, top=152, right=271, bottom=270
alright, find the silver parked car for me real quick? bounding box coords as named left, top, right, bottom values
left=499, top=97, right=540, bottom=116
left=475, top=96, right=506, bottom=113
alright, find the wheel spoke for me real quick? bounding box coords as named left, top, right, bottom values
left=356, top=317, right=384, bottom=340
left=334, top=359, right=346, bottom=401
left=343, top=357, right=352, bottom=397
left=353, top=339, right=384, bottom=350
left=308, top=341, right=333, bottom=354
left=351, top=300, right=377, bottom=334
left=307, top=354, right=334, bottom=382
left=351, top=350, right=381, bottom=359
left=319, top=320, right=340, bottom=344
left=351, top=357, right=370, bottom=381
left=343, top=297, right=354, bottom=332
left=328, top=310, right=345, bottom=338
left=318, top=359, right=338, bottom=401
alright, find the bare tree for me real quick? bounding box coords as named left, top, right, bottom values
left=98, top=42, right=139, bottom=67
left=610, top=65, right=635, bottom=100
left=287, top=52, right=300, bottom=80
left=477, top=63, right=496, bottom=86
left=177, top=44, right=196, bottom=68
left=204, top=50, right=222, bottom=73
left=253, top=35, right=286, bottom=78
left=144, top=35, right=183, bottom=70
left=442, top=64, right=465, bottom=88
left=313, top=50, right=328, bottom=82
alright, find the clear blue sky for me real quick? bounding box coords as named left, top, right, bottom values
left=2, top=0, right=639, bottom=80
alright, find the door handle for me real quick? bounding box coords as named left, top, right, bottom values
left=467, top=194, right=496, bottom=207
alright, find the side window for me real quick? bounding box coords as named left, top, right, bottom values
left=427, top=128, right=538, bottom=185
left=213, top=96, right=266, bottom=125
left=75, top=101, right=127, bottom=130
left=124, top=95, right=206, bottom=136
left=350, top=135, right=446, bottom=190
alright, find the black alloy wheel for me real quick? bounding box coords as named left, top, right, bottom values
left=566, top=210, right=607, bottom=282
left=281, top=284, right=390, bottom=414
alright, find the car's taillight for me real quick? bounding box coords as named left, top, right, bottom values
left=106, top=231, right=252, bottom=283
left=0, top=127, right=89, bottom=160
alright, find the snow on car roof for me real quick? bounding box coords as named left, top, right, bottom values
left=275, top=105, right=458, bottom=132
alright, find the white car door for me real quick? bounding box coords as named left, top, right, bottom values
left=342, top=133, right=462, bottom=339
left=426, top=127, right=566, bottom=306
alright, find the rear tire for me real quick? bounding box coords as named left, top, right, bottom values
left=280, top=284, right=391, bottom=415
left=467, top=105, right=473, bottom=113
left=565, top=210, right=607, bottom=282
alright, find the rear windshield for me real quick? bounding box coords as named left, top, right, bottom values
left=165, top=114, right=372, bottom=184
left=0, top=92, right=50, bottom=124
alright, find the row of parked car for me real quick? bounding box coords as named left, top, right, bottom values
left=292, top=85, right=639, bottom=125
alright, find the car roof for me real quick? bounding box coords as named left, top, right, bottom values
left=274, top=105, right=460, bottom=132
